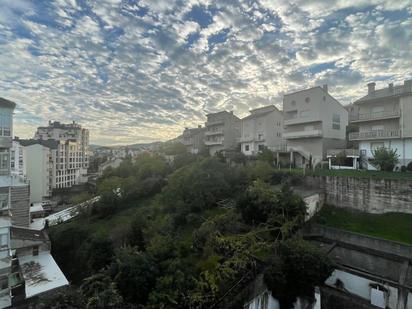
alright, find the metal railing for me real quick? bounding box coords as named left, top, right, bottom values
left=349, top=130, right=400, bottom=140
left=350, top=110, right=400, bottom=122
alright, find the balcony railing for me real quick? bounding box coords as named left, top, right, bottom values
left=283, top=129, right=323, bottom=139
left=350, top=110, right=400, bottom=122
left=205, top=130, right=223, bottom=136
left=349, top=130, right=400, bottom=141
left=205, top=139, right=224, bottom=146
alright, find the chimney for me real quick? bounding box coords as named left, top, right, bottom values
left=322, top=84, right=328, bottom=93
left=388, top=83, right=394, bottom=93
left=367, top=82, right=376, bottom=95
left=404, top=80, right=412, bottom=93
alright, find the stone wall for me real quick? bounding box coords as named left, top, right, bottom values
left=303, top=175, right=412, bottom=214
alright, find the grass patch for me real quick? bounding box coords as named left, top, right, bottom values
left=316, top=205, right=412, bottom=245
left=276, top=168, right=412, bottom=180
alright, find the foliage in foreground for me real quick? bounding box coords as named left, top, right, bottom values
left=46, top=155, right=332, bottom=309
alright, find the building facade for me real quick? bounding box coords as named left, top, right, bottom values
left=349, top=80, right=412, bottom=169
left=0, top=98, right=68, bottom=308
left=240, top=105, right=284, bottom=156
left=182, top=126, right=206, bottom=154
left=205, top=111, right=240, bottom=156
left=282, top=85, right=348, bottom=167
left=35, top=121, right=89, bottom=174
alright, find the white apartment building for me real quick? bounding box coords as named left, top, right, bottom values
left=205, top=111, right=241, bottom=156
left=349, top=80, right=412, bottom=169
left=283, top=85, right=348, bottom=167
left=240, top=105, right=284, bottom=156
left=182, top=126, right=206, bottom=154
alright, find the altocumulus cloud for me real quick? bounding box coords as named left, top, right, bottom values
left=0, top=0, right=411, bottom=145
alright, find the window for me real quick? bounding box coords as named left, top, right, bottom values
left=0, top=109, right=12, bottom=136
left=300, top=110, right=311, bottom=118
left=0, top=194, right=8, bottom=210
left=371, top=142, right=384, bottom=150
left=245, top=145, right=249, bottom=151
left=0, top=276, right=7, bottom=290
left=305, top=97, right=311, bottom=103
left=0, top=233, right=8, bottom=249
left=0, top=149, right=9, bottom=175
left=291, top=100, right=296, bottom=106
left=332, top=113, right=340, bottom=130
left=258, top=145, right=264, bottom=151
left=33, top=245, right=39, bottom=256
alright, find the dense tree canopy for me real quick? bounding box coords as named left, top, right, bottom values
left=48, top=154, right=332, bottom=309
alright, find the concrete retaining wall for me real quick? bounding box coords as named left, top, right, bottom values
left=303, top=175, right=412, bottom=214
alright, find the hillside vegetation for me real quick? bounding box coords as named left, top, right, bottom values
left=35, top=152, right=333, bottom=309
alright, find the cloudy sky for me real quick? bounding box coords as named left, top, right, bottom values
left=0, top=0, right=411, bottom=145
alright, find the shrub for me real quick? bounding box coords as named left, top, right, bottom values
left=401, top=165, right=407, bottom=173
left=407, top=162, right=412, bottom=172
left=371, top=147, right=399, bottom=171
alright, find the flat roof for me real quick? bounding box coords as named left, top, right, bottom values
left=0, top=98, right=16, bottom=109
left=19, top=252, right=69, bottom=298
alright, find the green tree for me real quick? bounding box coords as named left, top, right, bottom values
left=85, top=236, right=114, bottom=272
left=264, top=239, right=333, bottom=307
left=257, top=146, right=274, bottom=164
left=30, top=289, right=85, bottom=309
left=81, top=273, right=124, bottom=309
left=371, top=147, right=399, bottom=171
left=335, top=151, right=347, bottom=168
left=111, top=247, right=158, bottom=304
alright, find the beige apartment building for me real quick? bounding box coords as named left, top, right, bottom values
left=204, top=111, right=241, bottom=156
left=349, top=80, right=412, bottom=169
left=182, top=126, right=206, bottom=154
left=240, top=105, right=284, bottom=156
left=282, top=85, right=348, bottom=167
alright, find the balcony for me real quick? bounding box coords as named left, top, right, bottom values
left=350, top=110, right=400, bottom=123
left=240, top=136, right=265, bottom=143
left=283, top=129, right=323, bottom=139
left=205, top=130, right=223, bottom=136
left=205, top=120, right=224, bottom=126
left=205, top=139, right=224, bottom=146
left=349, top=130, right=400, bottom=141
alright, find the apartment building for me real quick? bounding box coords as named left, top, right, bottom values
left=240, top=105, right=284, bottom=156
left=349, top=80, right=412, bottom=168
left=283, top=85, right=348, bottom=167
left=182, top=126, right=206, bottom=154
left=35, top=121, right=89, bottom=172
left=204, top=111, right=240, bottom=156
left=0, top=98, right=68, bottom=308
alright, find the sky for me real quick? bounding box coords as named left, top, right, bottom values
left=0, top=0, right=411, bottom=145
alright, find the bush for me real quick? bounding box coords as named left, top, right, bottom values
left=371, top=147, right=399, bottom=171
left=407, top=162, right=412, bottom=172
left=401, top=165, right=407, bottom=173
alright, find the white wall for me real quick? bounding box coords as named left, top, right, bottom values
left=325, top=270, right=398, bottom=309
left=23, top=144, right=50, bottom=203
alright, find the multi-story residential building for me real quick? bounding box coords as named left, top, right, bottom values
left=35, top=121, right=89, bottom=173
left=204, top=111, right=240, bottom=156
left=240, top=105, right=284, bottom=156
left=349, top=80, right=412, bottom=169
left=0, top=98, right=68, bottom=308
left=182, top=126, right=206, bottom=154
left=15, top=140, right=58, bottom=203
left=282, top=85, right=348, bottom=167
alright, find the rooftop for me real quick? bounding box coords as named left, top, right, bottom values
left=19, top=252, right=69, bottom=298
left=18, top=139, right=59, bottom=149
left=0, top=97, right=16, bottom=109
left=11, top=227, right=48, bottom=242
left=356, top=80, right=412, bottom=103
